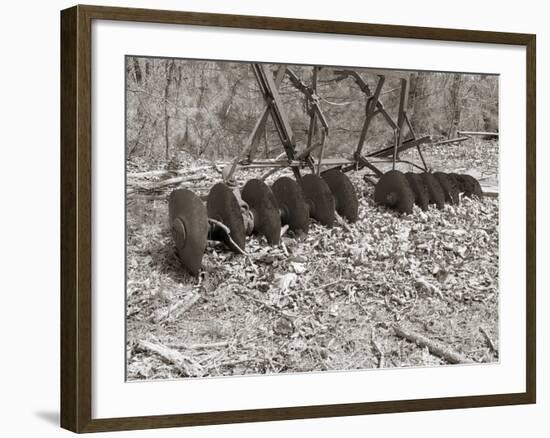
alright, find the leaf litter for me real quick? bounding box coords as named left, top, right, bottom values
left=126, top=143, right=499, bottom=379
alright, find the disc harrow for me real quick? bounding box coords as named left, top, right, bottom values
left=271, top=176, right=310, bottom=235
left=374, top=170, right=415, bottom=214
left=405, top=172, right=429, bottom=212
left=168, top=189, right=208, bottom=276
left=242, top=179, right=281, bottom=245
left=207, top=183, right=247, bottom=253
left=422, top=172, right=446, bottom=210
left=300, top=174, right=336, bottom=227
left=322, top=169, right=359, bottom=222
left=452, top=173, right=483, bottom=199
left=434, top=172, right=460, bottom=205
left=166, top=64, right=486, bottom=275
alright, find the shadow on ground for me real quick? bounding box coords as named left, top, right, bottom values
left=34, top=410, right=59, bottom=427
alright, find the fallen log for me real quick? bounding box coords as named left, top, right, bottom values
left=433, top=136, right=469, bottom=146
left=127, top=174, right=206, bottom=194
left=457, top=131, right=499, bottom=137
left=127, top=165, right=212, bottom=180
left=126, top=193, right=168, bottom=201
left=168, top=341, right=229, bottom=350
left=127, top=169, right=177, bottom=179
left=136, top=340, right=204, bottom=377
left=393, top=324, right=474, bottom=364
left=481, top=187, right=499, bottom=198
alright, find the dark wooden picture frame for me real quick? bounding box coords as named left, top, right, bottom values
left=61, top=4, right=536, bottom=433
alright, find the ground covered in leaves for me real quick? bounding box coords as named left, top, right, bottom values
left=126, top=140, right=499, bottom=380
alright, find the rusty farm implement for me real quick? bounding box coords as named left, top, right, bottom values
left=168, top=64, right=484, bottom=275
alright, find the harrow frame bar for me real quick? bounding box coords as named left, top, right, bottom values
left=224, top=63, right=434, bottom=186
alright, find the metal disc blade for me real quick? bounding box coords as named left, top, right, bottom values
left=168, top=189, right=208, bottom=276
left=446, top=173, right=463, bottom=204
left=454, top=174, right=483, bottom=198
left=374, top=170, right=415, bottom=214
left=271, top=176, right=309, bottom=234
left=421, top=172, right=445, bottom=209
left=300, top=174, right=336, bottom=227
left=242, top=179, right=281, bottom=245
left=207, top=183, right=246, bottom=253
left=448, top=173, right=466, bottom=195
left=405, top=172, right=429, bottom=211
left=434, top=172, right=459, bottom=205
left=322, top=169, right=359, bottom=222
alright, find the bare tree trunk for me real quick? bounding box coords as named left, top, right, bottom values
left=174, top=64, right=182, bottom=120
left=133, top=57, right=142, bottom=85
left=164, top=60, right=175, bottom=161
left=447, top=73, right=463, bottom=139
left=197, top=64, right=207, bottom=108
left=409, top=72, right=426, bottom=131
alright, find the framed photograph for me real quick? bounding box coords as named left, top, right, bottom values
left=60, top=4, right=536, bottom=433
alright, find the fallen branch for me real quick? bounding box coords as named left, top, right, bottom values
left=482, top=188, right=499, bottom=198
left=126, top=193, right=168, bottom=201
left=433, top=136, right=469, bottom=146
left=300, top=279, right=357, bottom=294
left=457, top=130, right=499, bottom=137
left=128, top=165, right=211, bottom=179
left=169, top=341, right=229, bottom=350
left=208, top=357, right=258, bottom=371
left=136, top=340, right=204, bottom=377
left=127, top=174, right=205, bottom=194
left=393, top=324, right=474, bottom=364
left=127, top=169, right=177, bottom=179
left=371, top=328, right=386, bottom=368
left=233, top=290, right=296, bottom=319
left=479, top=326, right=498, bottom=354
left=477, top=173, right=498, bottom=181
left=150, top=293, right=201, bottom=323
left=414, top=276, right=444, bottom=300
left=172, top=293, right=202, bottom=318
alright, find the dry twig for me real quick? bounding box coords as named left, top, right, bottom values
left=393, top=324, right=474, bottom=364
left=233, top=290, right=296, bottom=319
left=168, top=341, right=229, bottom=350
left=371, top=328, right=386, bottom=368
left=137, top=340, right=204, bottom=377
left=479, top=326, right=498, bottom=354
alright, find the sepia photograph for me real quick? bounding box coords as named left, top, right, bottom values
left=125, top=57, right=499, bottom=381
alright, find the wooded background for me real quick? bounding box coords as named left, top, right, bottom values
left=126, top=57, right=498, bottom=167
